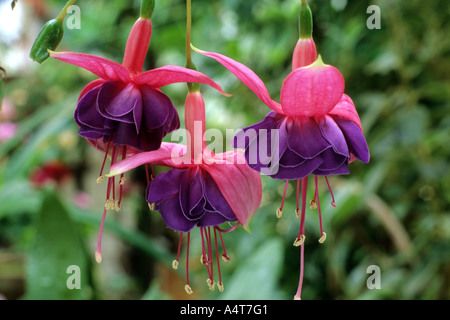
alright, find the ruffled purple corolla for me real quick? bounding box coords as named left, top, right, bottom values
left=147, top=166, right=237, bottom=233
left=234, top=108, right=370, bottom=180
left=75, top=80, right=179, bottom=152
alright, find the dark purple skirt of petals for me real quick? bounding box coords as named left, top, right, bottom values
left=233, top=111, right=369, bottom=180
left=146, top=167, right=238, bottom=233
left=75, top=81, right=180, bottom=152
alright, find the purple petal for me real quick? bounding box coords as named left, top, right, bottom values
left=147, top=169, right=185, bottom=204
left=75, top=86, right=105, bottom=130
left=96, top=82, right=138, bottom=124
left=287, top=117, right=331, bottom=159
left=113, top=122, right=142, bottom=149
left=313, top=163, right=350, bottom=176
left=319, top=116, right=349, bottom=157
left=271, top=157, right=324, bottom=180
left=141, top=85, right=175, bottom=129
left=179, top=167, right=206, bottom=221
left=158, top=195, right=197, bottom=233
left=316, top=148, right=348, bottom=172
left=279, top=148, right=306, bottom=168
left=198, top=211, right=236, bottom=228
left=203, top=171, right=236, bottom=221
left=333, top=117, right=370, bottom=163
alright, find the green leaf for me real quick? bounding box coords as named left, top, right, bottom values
left=23, top=190, right=92, bottom=300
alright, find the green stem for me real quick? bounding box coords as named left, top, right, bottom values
left=56, top=0, right=78, bottom=23
left=186, top=0, right=199, bottom=92
left=186, top=0, right=192, bottom=65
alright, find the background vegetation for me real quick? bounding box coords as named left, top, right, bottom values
left=0, top=0, right=448, bottom=300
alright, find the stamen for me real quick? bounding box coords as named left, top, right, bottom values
left=173, top=233, right=183, bottom=270
left=200, top=227, right=208, bottom=265
left=185, top=232, right=192, bottom=293
left=214, top=227, right=223, bottom=293
left=325, top=177, right=336, bottom=207
left=218, top=282, right=224, bottom=292
left=117, top=146, right=127, bottom=212
left=310, top=199, right=317, bottom=210
left=277, top=180, right=289, bottom=218
left=98, top=138, right=113, bottom=183
left=314, top=176, right=325, bottom=242
left=217, top=229, right=231, bottom=262
left=206, top=227, right=214, bottom=283
left=296, top=177, right=308, bottom=244
left=295, top=179, right=301, bottom=219
left=294, top=177, right=308, bottom=300
left=145, top=164, right=151, bottom=185
left=148, top=203, right=155, bottom=211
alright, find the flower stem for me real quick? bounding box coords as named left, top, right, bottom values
left=186, top=0, right=192, bottom=65
left=56, top=0, right=78, bottom=23
left=185, top=0, right=200, bottom=92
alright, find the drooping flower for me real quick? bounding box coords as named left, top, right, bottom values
left=107, top=89, right=262, bottom=294
left=193, top=0, right=369, bottom=299
left=49, top=13, right=228, bottom=225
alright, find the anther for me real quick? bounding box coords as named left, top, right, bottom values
left=115, top=201, right=121, bottom=212
left=310, top=199, right=317, bottom=210
left=218, top=282, right=224, bottom=293
left=319, top=232, right=327, bottom=244
left=331, top=201, right=336, bottom=208
left=172, top=260, right=179, bottom=270
left=184, top=284, right=193, bottom=295
left=97, top=176, right=104, bottom=184
left=120, top=176, right=126, bottom=185
left=295, top=208, right=301, bottom=219
left=276, top=208, right=283, bottom=219
left=293, top=234, right=306, bottom=247
left=222, top=254, right=231, bottom=262
left=105, top=199, right=115, bottom=211
left=207, top=279, right=215, bottom=291
left=148, top=202, right=155, bottom=211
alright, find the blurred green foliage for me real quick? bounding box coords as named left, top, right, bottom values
left=0, top=0, right=449, bottom=300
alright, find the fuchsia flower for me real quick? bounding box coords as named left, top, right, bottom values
left=49, top=15, right=229, bottom=238
left=107, top=90, right=262, bottom=294
left=192, top=1, right=369, bottom=299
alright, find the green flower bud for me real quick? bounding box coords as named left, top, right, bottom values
left=29, top=19, right=64, bottom=64
left=299, top=0, right=313, bottom=39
